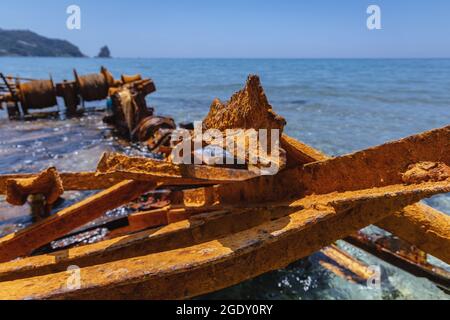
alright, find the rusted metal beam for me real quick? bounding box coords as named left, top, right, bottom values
left=299, top=125, right=450, bottom=195
left=0, top=180, right=157, bottom=263
left=0, top=168, right=238, bottom=195
left=345, top=232, right=450, bottom=293
left=171, top=126, right=450, bottom=207
left=280, top=134, right=328, bottom=166
left=96, top=152, right=259, bottom=184
left=314, top=245, right=375, bottom=284
left=0, top=172, right=123, bottom=194
left=0, top=179, right=447, bottom=299
left=0, top=209, right=375, bottom=284
left=0, top=205, right=293, bottom=282
left=106, top=206, right=226, bottom=238
left=377, top=203, right=450, bottom=264
left=280, top=134, right=450, bottom=266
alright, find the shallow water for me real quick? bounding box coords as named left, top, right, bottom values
left=0, top=58, right=449, bottom=299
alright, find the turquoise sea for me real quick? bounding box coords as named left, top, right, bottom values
left=0, top=58, right=449, bottom=299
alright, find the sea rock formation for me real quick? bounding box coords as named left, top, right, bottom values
left=97, top=46, right=111, bottom=58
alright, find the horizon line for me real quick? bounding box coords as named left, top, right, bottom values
left=1, top=56, right=450, bottom=60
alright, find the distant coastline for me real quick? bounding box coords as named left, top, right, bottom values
left=0, top=29, right=85, bottom=57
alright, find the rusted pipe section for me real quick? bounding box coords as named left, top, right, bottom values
left=17, top=79, right=57, bottom=113
left=0, top=66, right=156, bottom=118
left=314, top=245, right=376, bottom=284
left=74, top=69, right=109, bottom=102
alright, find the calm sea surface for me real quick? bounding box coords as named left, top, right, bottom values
left=0, top=58, right=449, bottom=299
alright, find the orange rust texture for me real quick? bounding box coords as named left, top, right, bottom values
left=402, top=162, right=450, bottom=184
left=0, top=172, right=124, bottom=194
left=377, top=203, right=450, bottom=264
left=299, top=125, right=450, bottom=195
left=74, top=70, right=109, bottom=102
left=107, top=206, right=226, bottom=238
left=96, top=152, right=258, bottom=183
left=121, top=74, right=142, bottom=84
left=174, top=126, right=450, bottom=207
left=18, top=79, right=57, bottom=111
left=0, top=180, right=157, bottom=263
left=317, top=245, right=375, bottom=283
left=97, top=152, right=181, bottom=178
left=281, top=134, right=329, bottom=167
left=169, top=132, right=450, bottom=271
left=5, top=167, right=63, bottom=206
left=0, top=207, right=281, bottom=282
left=0, top=206, right=368, bottom=284
left=203, top=75, right=286, bottom=132
left=0, top=179, right=446, bottom=299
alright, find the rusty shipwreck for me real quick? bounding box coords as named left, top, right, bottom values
left=0, top=72, right=448, bottom=299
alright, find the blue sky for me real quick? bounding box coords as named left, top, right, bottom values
left=1, top=0, right=449, bottom=58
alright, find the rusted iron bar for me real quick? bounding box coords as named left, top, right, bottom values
left=0, top=208, right=370, bottom=284
left=0, top=180, right=157, bottom=263
left=0, top=172, right=124, bottom=194
left=168, top=132, right=450, bottom=289
left=1, top=179, right=447, bottom=284
left=5, top=75, right=39, bottom=82
left=314, top=245, right=375, bottom=284
left=106, top=206, right=226, bottom=238
left=279, top=135, right=450, bottom=264
left=345, top=233, right=450, bottom=294
left=0, top=166, right=251, bottom=195
left=299, top=125, right=450, bottom=195
left=377, top=203, right=450, bottom=264
left=0, top=73, right=17, bottom=98
left=96, top=152, right=259, bottom=184
left=0, top=178, right=447, bottom=299
left=280, top=134, right=328, bottom=166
